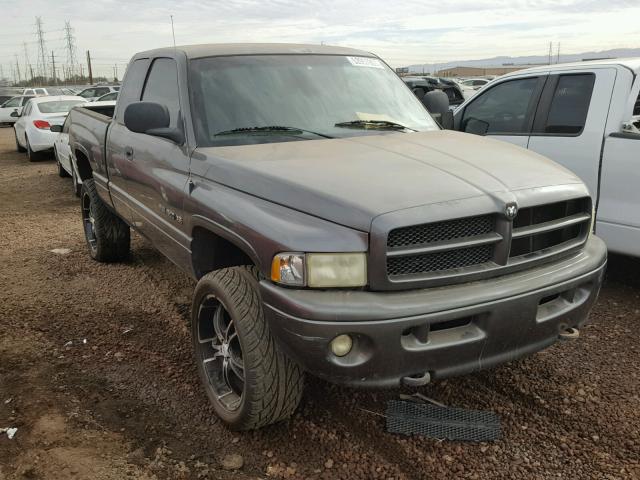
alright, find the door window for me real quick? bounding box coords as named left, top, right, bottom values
left=542, top=74, right=595, bottom=135
left=141, top=58, right=181, bottom=128
left=62, top=116, right=71, bottom=133
left=35, top=89, right=46, bottom=95
left=3, top=97, right=21, bottom=108
left=461, top=77, right=540, bottom=135
left=115, top=58, right=150, bottom=123
left=21, top=96, right=34, bottom=106
left=94, top=87, right=110, bottom=97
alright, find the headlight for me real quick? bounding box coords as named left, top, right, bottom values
left=271, top=252, right=367, bottom=288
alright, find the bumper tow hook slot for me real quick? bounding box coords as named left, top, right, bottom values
left=559, top=327, right=580, bottom=340
left=401, top=372, right=431, bottom=387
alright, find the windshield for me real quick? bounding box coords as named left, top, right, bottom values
left=189, top=54, right=438, bottom=147
left=36, top=100, right=84, bottom=114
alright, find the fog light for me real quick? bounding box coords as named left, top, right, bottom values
left=330, top=334, right=353, bottom=357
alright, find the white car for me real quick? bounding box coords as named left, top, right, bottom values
left=0, top=95, right=35, bottom=125
left=95, top=91, right=118, bottom=102
left=13, top=96, right=85, bottom=161
left=76, top=85, right=120, bottom=102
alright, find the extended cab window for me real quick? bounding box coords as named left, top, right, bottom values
left=115, top=58, right=150, bottom=123
left=142, top=58, right=180, bottom=128
left=543, top=74, right=595, bottom=135
left=462, top=77, right=539, bottom=135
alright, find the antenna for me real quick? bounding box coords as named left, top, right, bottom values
left=170, top=15, right=176, bottom=48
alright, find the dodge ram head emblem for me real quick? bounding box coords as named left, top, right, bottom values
left=505, top=203, right=518, bottom=220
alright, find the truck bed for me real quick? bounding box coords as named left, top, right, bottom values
left=68, top=106, right=112, bottom=184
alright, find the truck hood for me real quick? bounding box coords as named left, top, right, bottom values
left=194, top=130, right=584, bottom=231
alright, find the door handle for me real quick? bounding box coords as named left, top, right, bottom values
left=124, top=146, right=134, bottom=160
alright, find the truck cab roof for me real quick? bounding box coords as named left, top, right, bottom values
left=134, top=43, right=377, bottom=60
left=509, top=57, right=640, bottom=76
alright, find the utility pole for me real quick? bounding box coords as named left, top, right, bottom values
left=35, top=16, right=48, bottom=82
left=86, top=50, right=93, bottom=84
left=548, top=42, right=552, bottom=65
left=51, top=51, right=57, bottom=85
left=556, top=42, right=561, bottom=64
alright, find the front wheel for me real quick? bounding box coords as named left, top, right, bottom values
left=192, top=266, right=304, bottom=430
left=81, top=178, right=130, bottom=262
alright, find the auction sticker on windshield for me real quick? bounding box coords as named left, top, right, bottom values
left=346, top=56, right=384, bottom=68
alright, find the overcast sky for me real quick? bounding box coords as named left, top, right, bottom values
left=1, top=0, right=639, bottom=80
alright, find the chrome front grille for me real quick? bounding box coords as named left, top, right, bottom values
left=384, top=197, right=591, bottom=284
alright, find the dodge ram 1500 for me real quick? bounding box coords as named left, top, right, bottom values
left=69, top=43, right=607, bottom=430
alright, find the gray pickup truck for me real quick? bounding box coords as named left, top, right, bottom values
left=68, top=43, right=607, bottom=430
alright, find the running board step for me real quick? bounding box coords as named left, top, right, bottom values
left=386, top=400, right=501, bottom=442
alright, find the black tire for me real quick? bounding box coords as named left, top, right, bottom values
left=26, top=137, right=41, bottom=162
left=81, top=178, right=130, bottom=262
left=192, top=266, right=304, bottom=430
left=71, top=165, right=81, bottom=197
left=15, top=130, right=26, bottom=153
left=55, top=148, right=70, bottom=178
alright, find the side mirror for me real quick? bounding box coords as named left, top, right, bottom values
left=50, top=124, right=63, bottom=133
left=10, top=110, right=20, bottom=118
left=124, top=101, right=184, bottom=144
left=421, top=90, right=453, bottom=129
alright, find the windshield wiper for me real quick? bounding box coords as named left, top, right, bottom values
left=334, top=120, right=417, bottom=132
left=214, top=126, right=333, bottom=139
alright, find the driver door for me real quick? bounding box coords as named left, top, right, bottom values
left=454, top=75, right=547, bottom=148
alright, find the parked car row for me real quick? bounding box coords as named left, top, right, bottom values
left=0, top=88, right=119, bottom=127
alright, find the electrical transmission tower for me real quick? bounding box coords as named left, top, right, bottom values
left=35, top=16, right=48, bottom=82
left=23, top=43, right=33, bottom=84
left=64, top=20, right=77, bottom=80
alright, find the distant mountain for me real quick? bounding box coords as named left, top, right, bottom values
left=406, top=48, right=640, bottom=73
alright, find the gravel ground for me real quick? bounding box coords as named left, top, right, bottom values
left=0, top=126, right=639, bottom=480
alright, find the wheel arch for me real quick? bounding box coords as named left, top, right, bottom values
left=74, top=148, right=93, bottom=181
left=190, top=218, right=260, bottom=280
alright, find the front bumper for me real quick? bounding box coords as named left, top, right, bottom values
left=261, top=236, right=607, bottom=387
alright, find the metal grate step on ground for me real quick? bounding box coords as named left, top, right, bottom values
left=386, top=400, right=502, bottom=442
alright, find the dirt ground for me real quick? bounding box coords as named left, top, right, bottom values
left=0, top=126, right=638, bottom=480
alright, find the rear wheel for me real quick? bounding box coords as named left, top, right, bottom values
left=15, top=130, right=25, bottom=153
left=55, top=147, right=70, bottom=178
left=26, top=137, right=41, bottom=162
left=81, top=178, right=130, bottom=262
left=192, top=266, right=304, bottom=430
